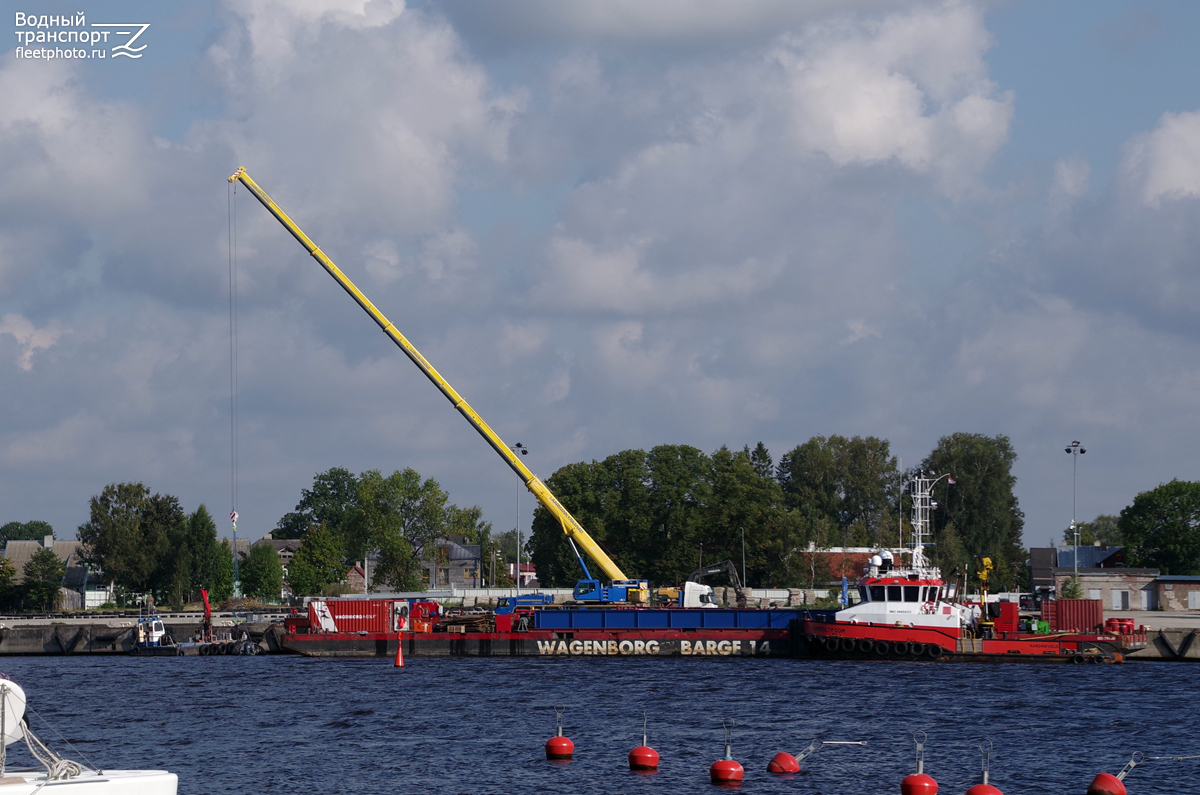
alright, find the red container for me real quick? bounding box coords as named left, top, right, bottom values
left=494, top=613, right=513, bottom=633
left=1045, top=599, right=1103, bottom=632
left=308, top=599, right=403, bottom=634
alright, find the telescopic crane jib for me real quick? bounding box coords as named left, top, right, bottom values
left=228, top=167, right=648, bottom=604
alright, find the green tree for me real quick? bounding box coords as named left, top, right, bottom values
left=1064, top=514, right=1122, bottom=547
left=704, top=446, right=785, bottom=587
left=0, top=521, right=54, bottom=546
left=77, top=483, right=173, bottom=593
left=1119, top=480, right=1200, bottom=575
left=286, top=524, right=345, bottom=596
left=0, top=558, right=18, bottom=611
left=276, top=467, right=360, bottom=549
left=355, top=468, right=451, bottom=590
left=186, top=506, right=234, bottom=602
left=921, top=433, right=1025, bottom=589
left=527, top=457, right=626, bottom=589
left=240, top=543, right=284, bottom=601
left=747, top=442, right=774, bottom=479
left=777, top=435, right=901, bottom=548
left=24, top=547, right=65, bottom=611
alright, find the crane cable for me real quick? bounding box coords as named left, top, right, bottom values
left=227, top=181, right=240, bottom=587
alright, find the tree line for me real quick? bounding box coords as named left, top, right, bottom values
left=528, top=432, right=1029, bottom=590
left=72, top=467, right=494, bottom=605
left=19, top=432, right=1200, bottom=609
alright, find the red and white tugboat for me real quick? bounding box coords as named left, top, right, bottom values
left=801, top=472, right=1146, bottom=663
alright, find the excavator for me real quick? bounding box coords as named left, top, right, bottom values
left=657, top=559, right=748, bottom=608
left=228, top=168, right=648, bottom=604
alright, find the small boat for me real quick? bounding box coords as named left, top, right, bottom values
left=0, top=675, right=177, bottom=794
left=800, top=472, right=1146, bottom=663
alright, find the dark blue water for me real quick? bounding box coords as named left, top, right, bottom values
left=0, top=656, right=1190, bottom=794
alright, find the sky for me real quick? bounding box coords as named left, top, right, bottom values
left=2, top=0, right=1200, bottom=554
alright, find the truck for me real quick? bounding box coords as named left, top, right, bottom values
left=230, top=168, right=649, bottom=604
left=657, top=560, right=748, bottom=608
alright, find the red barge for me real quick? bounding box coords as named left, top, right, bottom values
left=281, top=598, right=801, bottom=658
left=799, top=472, right=1147, bottom=663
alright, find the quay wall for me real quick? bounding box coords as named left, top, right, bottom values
left=0, top=621, right=282, bottom=655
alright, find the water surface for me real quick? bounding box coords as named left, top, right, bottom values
left=1, top=656, right=1188, bottom=794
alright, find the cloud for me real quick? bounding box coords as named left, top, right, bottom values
left=769, top=0, right=1011, bottom=194
left=0, top=314, right=65, bottom=371
left=1123, top=109, right=1200, bottom=205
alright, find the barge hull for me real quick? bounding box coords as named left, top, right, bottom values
left=282, top=628, right=792, bottom=658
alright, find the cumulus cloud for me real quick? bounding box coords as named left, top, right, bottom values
left=770, top=0, right=1011, bottom=194
left=1123, top=109, right=1200, bottom=205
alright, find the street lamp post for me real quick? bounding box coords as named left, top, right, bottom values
left=1065, top=441, right=1086, bottom=589
left=511, top=442, right=528, bottom=596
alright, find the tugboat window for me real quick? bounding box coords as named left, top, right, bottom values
left=870, top=585, right=885, bottom=602
left=887, top=585, right=902, bottom=602
left=904, top=585, right=920, bottom=602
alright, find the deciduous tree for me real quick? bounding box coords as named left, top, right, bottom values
left=77, top=483, right=173, bottom=593
left=24, top=547, right=64, bottom=611
left=1063, top=514, right=1121, bottom=547
left=921, top=433, right=1025, bottom=589
left=0, top=521, right=54, bottom=546
left=356, top=468, right=451, bottom=590
left=1118, top=480, right=1200, bottom=575
left=276, top=467, right=360, bottom=549
left=286, top=523, right=345, bottom=596
left=240, top=543, right=284, bottom=601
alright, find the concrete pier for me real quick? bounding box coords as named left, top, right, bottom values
left=0, top=616, right=283, bottom=655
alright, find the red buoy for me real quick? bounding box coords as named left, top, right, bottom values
left=629, top=711, right=659, bottom=771
left=1088, top=773, right=1127, bottom=795
left=709, top=758, right=744, bottom=784
left=710, top=719, right=743, bottom=784
left=545, top=735, right=574, bottom=760
left=965, top=740, right=1001, bottom=795
left=901, top=773, right=939, bottom=795
left=768, top=752, right=800, bottom=774
left=629, top=745, right=659, bottom=771
left=393, top=631, right=404, bottom=668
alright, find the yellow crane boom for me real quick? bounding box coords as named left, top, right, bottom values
left=229, top=167, right=643, bottom=600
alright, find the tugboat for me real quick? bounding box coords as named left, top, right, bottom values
left=800, top=472, right=1146, bottom=663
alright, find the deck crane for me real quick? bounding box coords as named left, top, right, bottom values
left=228, top=168, right=648, bottom=604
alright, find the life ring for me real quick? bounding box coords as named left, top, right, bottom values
left=926, top=644, right=943, bottom=659
left=922, top=601, right=936, bottom=614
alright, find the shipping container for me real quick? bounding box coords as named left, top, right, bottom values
left=1042, top=599, right=1102, bottom=632
left=308, top=599, right=405, bottom=634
